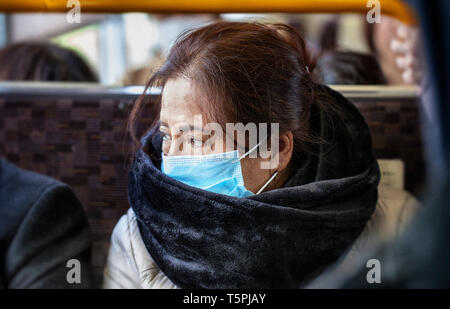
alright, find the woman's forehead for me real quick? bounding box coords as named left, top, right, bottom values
left=160, top=77, right=203, bottom=125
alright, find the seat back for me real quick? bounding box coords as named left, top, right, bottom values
left=0, top=83, right=426, bottom=286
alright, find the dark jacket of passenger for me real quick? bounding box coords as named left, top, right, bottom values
left=0, top=159, right=92, bottom=288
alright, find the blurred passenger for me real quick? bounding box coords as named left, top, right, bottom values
left=317, top=16, right=339, bottom=52
left=315, top=51, right=387, bottom=85
left=315, top=15, right=424, bottom=86
left=0, top=42, right=97, bottom=82
left=365, top=16, right=424, bottom=86
left=0, top=41, right=95, bottom=288
left=105, top=22, right=383, bottom=289
left=0, top=160, right=93, bottom=288
left=122, top=49, right=165, bottom=85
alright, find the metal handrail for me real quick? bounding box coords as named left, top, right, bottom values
left=0, top=0, right=417, bottom=25
left=0, top=82, right=418, bottom=101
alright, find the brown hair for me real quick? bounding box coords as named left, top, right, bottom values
left=129, top=21, right=330, bottom=169
left=0, top=42, right=97, bottom=82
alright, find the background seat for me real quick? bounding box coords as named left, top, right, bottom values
left=0, top=86, right=427, bottom=287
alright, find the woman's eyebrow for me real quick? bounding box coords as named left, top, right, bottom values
left=167, top=123, right=203, bottom=132
left=177, top=124, right=204, bottom=133
left=160, top=121, right=202, bottom=131
left=160, top=120, right=205, bottom=134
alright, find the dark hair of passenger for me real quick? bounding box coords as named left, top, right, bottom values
left=318, top=17, right=339, bottom=52
left=0, top=42, right=98, bottom=82
left=129, top=21, right=337, bottom=170
left=315, top=51, right=388, bottom=85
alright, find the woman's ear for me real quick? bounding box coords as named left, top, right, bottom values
left=261, top=131, right=294, bottom=173
left=276, top=131, right=294, bottom=173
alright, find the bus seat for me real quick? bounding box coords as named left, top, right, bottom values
left=0, top=97, right=133, bottom=287
left=352, top=98, right=427, bottom=195
left=0, top=86, right=426, bottom=286
left=338, top=183, right=420, bottom=273
left=360, top=184, right=420, bottom=248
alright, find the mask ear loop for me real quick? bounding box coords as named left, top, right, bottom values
left=231, top=139, right=279, bottom=194
left=232, top=142, right=262, bottom=163
left=256, top=171, right=279, bottom=195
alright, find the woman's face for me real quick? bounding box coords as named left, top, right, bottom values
left=159, top=77, right=280, bottom=193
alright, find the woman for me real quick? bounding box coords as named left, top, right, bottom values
left=104, top=22, right=380, bottom=289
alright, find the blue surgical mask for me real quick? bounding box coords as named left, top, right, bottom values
left=161, top=143, right=278, bottom=198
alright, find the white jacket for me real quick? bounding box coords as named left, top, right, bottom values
left=103, top=207, right=178, bottom=289
left=103, top=184, right=420, bottom=289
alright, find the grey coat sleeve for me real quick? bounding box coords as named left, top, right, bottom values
left=4, top=184, right=93, bottom=289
